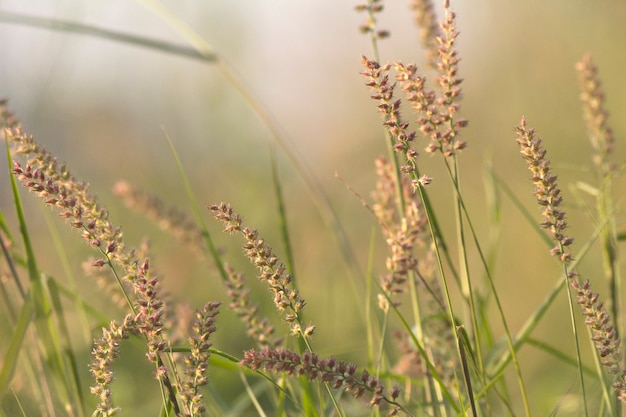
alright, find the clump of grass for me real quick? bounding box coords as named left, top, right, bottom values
left=1, top=1, right=625, bottom=416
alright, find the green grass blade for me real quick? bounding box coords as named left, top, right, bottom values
left=492, top=173, right=554, bottom=248
left=0, top=209, right=15, bottom=243
left=43, top=208, right=92, bottom=343
left=46, top=277, right=86, bottom=417
left=49, top=277, right=110, bottom=324
left=270, top=145, right=295, bottom=276
left=0, top=210, right=25, bottom=301
left=0, top=11, right=216, bottom=63
left=5, top=130, right=51, bottom=330
left=161, top=128, right=228, bottom=282
left=482, top=156, right=502, bottom=291
left=0, top=230, right=22, bottom=324
left=226, top=375, right=271, bottom=417
left=457, top=326, right=478, bottom=416
left=526, top=338, right=595, bottom=376
left=6, top=139, right=59, bottom=373
left=133, top=0, right=215, bottom=58
left=5, top=132, right=75, bottom=413
left=365, top=226, right=378, bottom=369
left=382, top=289, right=459, bottom=413
left=239, top=371, right=269, bottom=417
left=0, top=295, right=33, bottom=400
left=445, top=158, right=534, bottom=414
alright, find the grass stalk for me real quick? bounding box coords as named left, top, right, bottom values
left=0, top=11, right=216, bottom=63
left=161, top=128, right=228, bottom=282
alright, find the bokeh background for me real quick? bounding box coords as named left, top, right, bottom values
left=1, top=0, right=626, bottom=415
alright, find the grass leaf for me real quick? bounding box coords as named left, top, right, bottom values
left=0, top=294, right=33, bottom=401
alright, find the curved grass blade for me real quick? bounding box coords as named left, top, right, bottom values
left=0, top=11, right=216, bottom=63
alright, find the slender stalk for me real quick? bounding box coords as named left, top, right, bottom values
left=0, top=11, right=216, bottom=63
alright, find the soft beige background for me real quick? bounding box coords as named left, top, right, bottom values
left=1, top=1, right=626, bottom=415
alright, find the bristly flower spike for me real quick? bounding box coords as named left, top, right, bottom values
left=361, top=56, right=419, bottom=173
left=209, top=203, right=313, bottom=338
left=113, top=181, right=205, bottom=257
left=516, top=117, right=626, bottom=402
left=515, top=118, right=573, bottom=263
left=224, top=264, right=282, bottom=347
left=410, top=0, right=442, bottom=67
left=179, top=302, right=221, bottom=416
left=576, top=54, right=615, bottom=175
left=241, top=347, right=407, bottom=415
left=431, top=0, right=467, bottom=157
left=355, top=0, right=390, bottom=40
left=6, top=124, right=174, bottom=415
left=371, top=157, right=427, bottom=306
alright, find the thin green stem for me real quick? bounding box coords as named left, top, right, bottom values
left=381, top=287, right=459, bottom=413
left=487, top=175, right=606, bottom=376
left=415, top=182, right=462, bottom=410
left=0, top=11, right=216, bottom=63
left=562, top=272, right=589, bottom=417
left=162, top=128, right=228, bottom=282
left=270, top=145, right=295, bottom=276
left=441, top=157, right=531, bottom=416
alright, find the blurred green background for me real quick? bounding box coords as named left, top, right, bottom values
left=1, top=0, right=626, bottom=415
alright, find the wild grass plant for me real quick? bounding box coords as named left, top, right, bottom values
left=0, top=1, right=625, bottom=416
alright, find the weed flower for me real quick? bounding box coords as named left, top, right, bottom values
left=0, top=99, right=17, bottom=129
left=209, top=203, right=313, bottom=337
left=516, top=118, right=626, bottom=401
left=8, top=128, right=126, bottom=260
left=6, top=126, right=175, bottom=414
left=514, top=118, right=574, bottom=264
left=355, top=0, right=389, bottom=40
left=410, top=0, right=441, bottom=67
left=572, top=280, right=626, bottom=399
left=361, top=57, right=418, bottom=174
left=113, top=180, right=205, bottom=257
left=83, top=257, right=129, bottom=309
left=362, top=2, right=467, bottom=162
left=428, top=1, right=467, bottom=156
left=179, top=302, right=221, bottom=416
left=572, top=281, right=621, bottom=370
left=224, top=263, right=281, bottom=347
left=576, top=54, right=615, bottom=174
left=90, top=319, right=130, bottom=416
left=371, top=157, right=427, bottom=304
left=241, top=347, right=404, bottom=414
